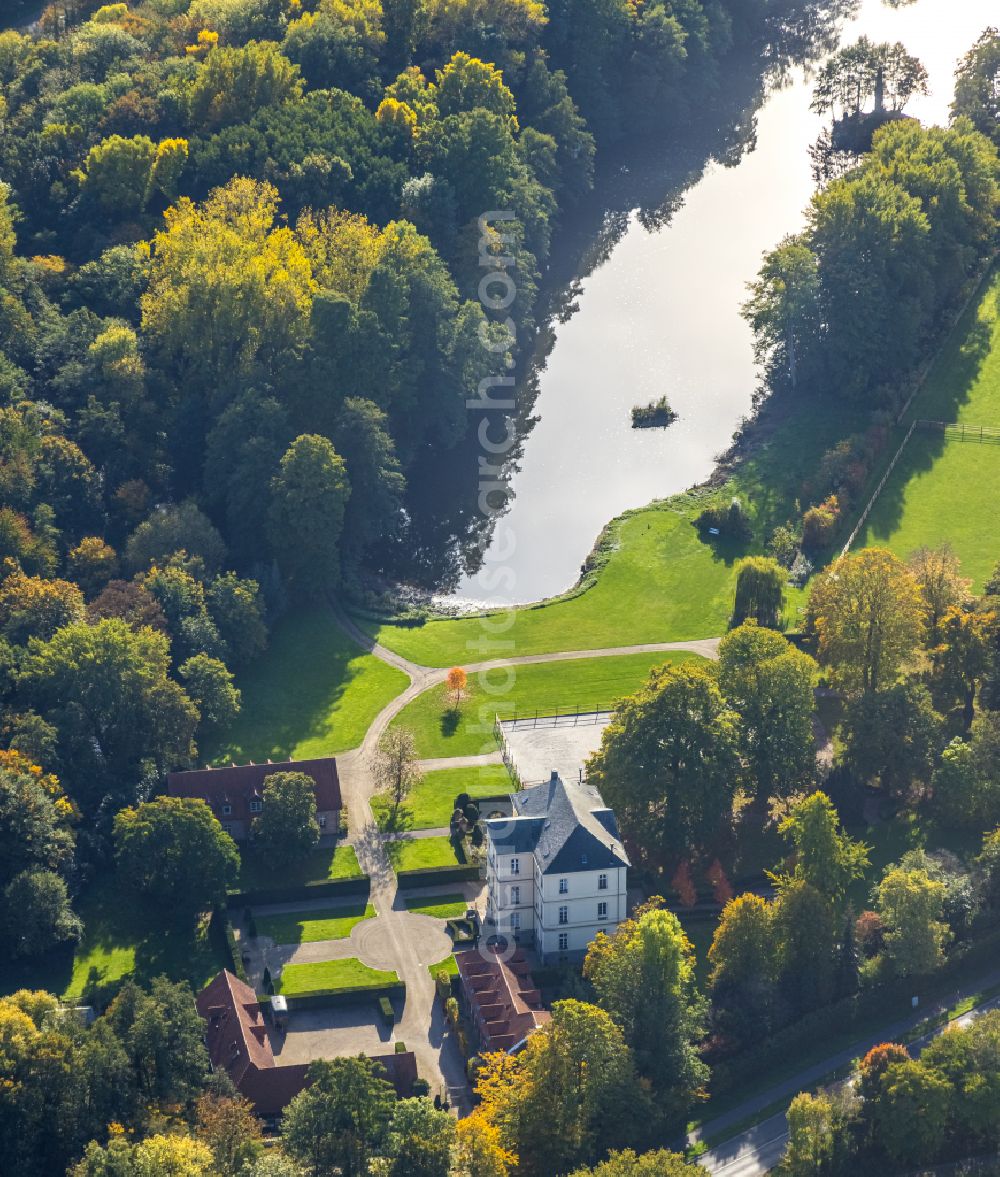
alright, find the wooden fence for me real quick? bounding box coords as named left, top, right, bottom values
left=916, top=419, right=1000, bottom=443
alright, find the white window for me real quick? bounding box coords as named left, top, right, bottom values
left=559, top=878, right=568, bottom=894
left=510, top=885, right=520, bottom=905
left=249, top=800, right=263, bottom=814
left=598, top=902, right=608, bottom=921
left=509, top=857, right=520, bottom=875
left=558, top=906, right=568, bottom=925
left=558, top=933, right=568, bottom=951
left=510, top=912, right=520, bottom=931
left=222, top=823, right=234, bottom=836
left=598, top=873, right=608, bottom=891
left=221, top=804, right=232, bottom=816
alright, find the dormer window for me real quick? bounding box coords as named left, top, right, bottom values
left=222, top=804, right=232, bottom=816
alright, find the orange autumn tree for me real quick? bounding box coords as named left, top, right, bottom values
left=447, top=665, right=468, bottom=707
left=671, top=860, right=697, bottom=907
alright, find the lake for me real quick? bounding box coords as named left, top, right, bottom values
left=447, top=0, right=998, bottom=607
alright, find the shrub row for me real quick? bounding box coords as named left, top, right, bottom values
left=212, top=907, right=248, bottom=984
left=259, top=981, right=406, bottom=1011
left=396, top=864, right=481, bottom=890
left=227, top=874, right=371, bottom=907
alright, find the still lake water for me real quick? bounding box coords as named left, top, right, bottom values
left=448, top=0, right=999, bottom=607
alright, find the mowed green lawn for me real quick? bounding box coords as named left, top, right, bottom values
left=403, top=893, right=469, bottom=919
left=391, top=650, right=704, bottom=758
left=859, top=434, right=1000, bottom=590
left=236, top=843, right=364, bottom=892
left=255, top=902, right=375, bottom=945
left=1, top=876, right=230, bottom=1003
left=359, top=500, right=739, bottom=666
left=858, top=268, right=1000, bottom=589
left=386, top=836, right=462, bottom=873
left=206, top=607, right=409, bottom=763
left=372, top=765, right=511, bottom=831
left=277, top=957, right=397, bottom=996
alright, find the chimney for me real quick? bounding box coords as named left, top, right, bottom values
left=550, top=770, right=558, bottom=782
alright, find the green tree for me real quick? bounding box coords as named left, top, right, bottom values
left=189, top=41, right=303, bottom=130
left=807, top=549, right=925, bottom=693
left=742, top=236, right=820, bottom=391
left=252, top=772, right=321, bottom=868
left=333, top=397, right=405, bottom=566
left=385, top=1097, right=455, bottom=1177
left=875, top=866, right=949, bottom=976
left=485, top=1000, right=647, bottom=1177
left=732, top=556, right=786, bottom=629
left=708, top=893, right=777, bottom=1047
left=0, top=750, right=75, bottom=890
left=106, top=976, right=210, bottom=1106
left=79, top=133, right=156, bottom=216
left=282, top=1056, right=396, bottom=1177
left=931, top=604, right=995, bottom=729
left=179, top=653, right=241, bottom=735
left=872, top=1059, right=950, bottom=1167
left=20, top=619, right=198, bottom=815
left=774, top=878, right=837, bottom=1015
left=779, top=1089, right=857, bottom=1176
left=3, top=869, right=82, bottom=958
left=774, top=791, right=868, bottom=907
left=568, top=1149, right=703, bottom=1176
left=205, top=573, right=268, bottom=668
left=72, top=1133, right=214, bottom=1177
left=113, top=797, right=239, bottom=921
left=588, top=662, right=740, bottom=864
left=921, top=1009, right=1000, bottom=1147
left=125, top=501, right=227, bottom=577
left=203, top=391, right=292, bottom=567
left=584, top=902, right=707, bottom=1119
left=717, top=623, right=817, bottom=803
left=841, top=680, right=942, bottom=797
left=268, top=434, right=350, bottom=598
left=952, top=28, right=1000, bottom=146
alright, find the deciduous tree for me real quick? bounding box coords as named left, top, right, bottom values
left=114, top=796, right=239, bottom=921
left=252, top=772, right=321, bottom=867
left=587, top=662, right=740, bottom=864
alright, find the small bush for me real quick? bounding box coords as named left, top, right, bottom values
left=801, top=494, right=841, bottom=551
left=378, top=996, right=395, bottom=1025
left=395, top=1040, right=406, bottom=1053
left=412, top=1078, right=430, bottom=1096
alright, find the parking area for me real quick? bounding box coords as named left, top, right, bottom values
left=500, top=712, right=611, bottom=785
left=270, top=1003, right=397, bottom=1064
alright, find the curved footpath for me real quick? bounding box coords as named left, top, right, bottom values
left=328, top=607, right=724, bottom=1106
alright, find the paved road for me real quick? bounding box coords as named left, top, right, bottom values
left=698, top=983, right=1000, bottom=1176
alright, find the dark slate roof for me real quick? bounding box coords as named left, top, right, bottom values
left=486, top=773, right=629, bottom=875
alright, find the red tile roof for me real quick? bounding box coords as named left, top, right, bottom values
left=168, top=758, right=341, bottom=825
left=196, top=972, right=418, bottom=1115
left=457, top=947, right=550, bottom=1052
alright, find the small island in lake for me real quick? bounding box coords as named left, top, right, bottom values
left=631, top=395, right=678, bottom=428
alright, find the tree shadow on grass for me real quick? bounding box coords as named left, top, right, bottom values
left=438, top=707, right=461, bottom=740
left=379, top=801, right=414, bottom=834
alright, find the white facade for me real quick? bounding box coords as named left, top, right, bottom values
left=485, top=773, right=629, bottom=962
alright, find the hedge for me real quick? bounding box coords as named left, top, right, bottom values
left=228, top=874, right=371, bottom=907
left=710, top=923, right=1000, bottom=1098
left=396, top=864, right=480, bottom=890
left=212, top=907, right=248, bottom=984
left=258, top=981, right=405, bottom=1011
